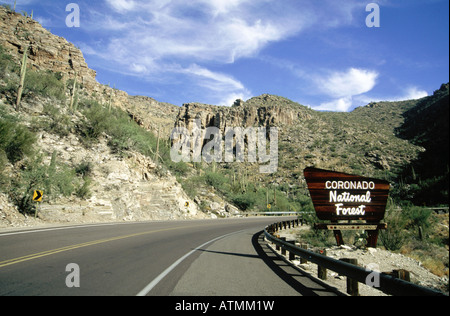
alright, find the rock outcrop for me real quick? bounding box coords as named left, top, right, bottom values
left=174, top=94, right=313, bottom=133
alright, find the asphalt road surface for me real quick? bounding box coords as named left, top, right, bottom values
left=0, top=217, right=341, bottom=296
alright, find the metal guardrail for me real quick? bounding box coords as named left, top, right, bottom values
left=264, top=220, right=445, bottom=296
left=245, top=212, right=307, bottom=216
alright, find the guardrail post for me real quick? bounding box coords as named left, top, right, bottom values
left=340, top=258, right=359, bottom=296
left=280, top=237, right=287, bottom=255
left=318, top=250, right=327, bottom=280
left=385, top=269, right=411, bottom=282
left=275, top=235, right=281, bottom=251
left=396, top=269, right=410, bottom=282
left=300, top=244, right=308, bottom=264
left=287, top=240, right=296, bottom=260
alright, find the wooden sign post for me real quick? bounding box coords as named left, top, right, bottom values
left=304, top=168, right=390, bottom=248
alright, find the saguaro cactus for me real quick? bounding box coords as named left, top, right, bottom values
left=16, top=46, right=28, bottom=111
left=69, top=72, right=78, bottom=111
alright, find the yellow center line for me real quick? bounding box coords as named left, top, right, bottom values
left=0, top=226, right=193, bottom=269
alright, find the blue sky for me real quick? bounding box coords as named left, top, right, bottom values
left=7, top=0, right=450, bottom=110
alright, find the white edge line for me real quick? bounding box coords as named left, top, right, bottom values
left=0, top=223, right=119, bottom=237
left=136, top=230, right=246, bottom=296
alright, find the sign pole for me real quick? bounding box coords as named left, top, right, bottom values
left=333, top=229, right=344, bottom=246
left=35, top=201, right=39, bottom=219
left=367, top=230, right=380, bottom=248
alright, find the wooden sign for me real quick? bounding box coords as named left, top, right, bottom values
left=304, top=167, right=390, bottom=222
left=304, top=168, right=390, bottom=247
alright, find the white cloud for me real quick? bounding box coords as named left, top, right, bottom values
left=105, top=0, right=136, bottom=12
left=201, top=0, right=251, bottom=16
left=130, top=63, right=147, bottom=74
left=183, top=64, right=252, bottom=106
left=314, top=97, right=354, bottom=112
left=311, top=68, right=379, bottom=112
left=316, top=68, right=379, bottom=98
left=400, top=87, right=428, bottom=100
left=184, top=64, right=245, bottom=91
left=354, top=86, right=429, bottom=105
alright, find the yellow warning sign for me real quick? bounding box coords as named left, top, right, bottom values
left=33, top=190, right=43, bottom=202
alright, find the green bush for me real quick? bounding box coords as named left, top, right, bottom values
left=231, top=191, right=257, bottom=210
left=0, top=114, right=35, bottom=164
left=380, top=208, right=407, bottom=251
left=403, top=205, right=433, bottom=239
left=76, top=177, right=92, bottom=199
left=168, top=161, right=190, bottom=177
left=39, top=103, right=73, bottom=137
left=8, top=154, right=79, bottom=214
left=78, top=101, right=109, bottom=143
left=0, top=44, right=18, bottom=76
left=205, top=171, right=227, bottom=189
left=24, top=70, right=65, bottom=100
left=75, top=160, right=93, bottom=178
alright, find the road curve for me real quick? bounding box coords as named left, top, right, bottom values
left=0, top=217, right=340, bottom=296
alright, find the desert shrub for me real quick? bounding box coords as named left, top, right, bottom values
left=8, top=154, right=78, bottom=214
left=0, top=44, right=18, bottom=75
left=0, top=113, right=35, bottom=164
left=75, top=160, right=93, bottom=178
left=403, top=205, right=433, bottom=239
left=205, top=171, right=227, bottom=189
left=78, top=101, right=110, bottom=143
left=230, top=191, right=257, bottom=210
left=179, top=174, right=207, bottom=199
left=76, top=177, right=92, bottom=199
left=168, top=161, right=190, bottom=177
left=39, top=103, right=73, bottom=137
left=380, top=208, right=408, bottom=251
left=24, top=69, right=65, bottom=100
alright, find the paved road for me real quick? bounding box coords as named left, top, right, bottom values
left=0, top=218, right=340, bottom=296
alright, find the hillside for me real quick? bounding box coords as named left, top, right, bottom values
left=395, top=84, right=449, bottom=205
